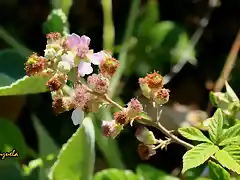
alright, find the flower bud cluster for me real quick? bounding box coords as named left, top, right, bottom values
left=24, top=32, right=121, bottom=116
left=139, top=72, right=170, bottom=105
left=101, top=98, right=143, bottom=138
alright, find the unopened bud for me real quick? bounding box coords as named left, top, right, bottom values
left=137, top=144, right=156, bottom=160
left=44, top=48, right=56, bottom=59
left=100, top=58, right=120, bottom=77
left=135, top=126, right=157, bottom=145
left=145, top=72, right=163, bottom=89
left=114, top=109, right=129, bottom=125
left=102, top=120, right=123, bottom=139
left=126, top=98, right=143, bottom=118
left=87, top=73, right=109, bottom=94
left=153, top=88, right=170, bottom=105
left=57, top=61, right=72, bottom=73
left=46, top=73, right=67, bottom=91
left=139, top=78, right=151, bottom=99
left=52, top=96, right=74, bottom=114
left=25, top=53, right=46, bottom=76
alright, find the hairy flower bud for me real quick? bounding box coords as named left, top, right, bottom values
left=137, top=144, right=156, bottom=160
left=145, top=72, right=163, bottom=89
left=25, top=53, right=46, bottom=76
left=46, top=73, right=67, bottom=91
left=52, top=96, right=74, bottom=114
left=126, top=98, right=143, bottom=118
left=46, top=32, right=62, bottom=44
left=135, top=126, right=157, bottom=145
left=57, top=61, right=72, bottom=73
left=100, top=58, right=120, bottom=77
left=153, top=88, right=170, bottom=105
left=73, top=85, right=91, bottom=109
left=102, top=120, right=123, bottom=139
left=87, top=74, right=109, bottom=94
left=114, top=109, right=129, bottom=125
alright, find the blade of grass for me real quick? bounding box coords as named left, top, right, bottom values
left=101, top=0, right=115, bottom=51
left=109, top=0, right=141, bottom=98
left=0, top=26, right=32, bottom=57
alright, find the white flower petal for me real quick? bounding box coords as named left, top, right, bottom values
left=78, top=61, right=93, bottom=76
left=71, top=108, right=84, bottom=126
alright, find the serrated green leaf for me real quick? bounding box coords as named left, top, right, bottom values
left=48, top=117, right=95, bottom=180
left=43, top=9, right=69, bottom=36
left=208, top=109, right=224, bottom=144
left=178, top=127, right=212, bottom=143
left=225, top=82, right=239, bottom=102
left=0, top=76, right=49, bottom=96
left=136, top=164, right=179, bottom=180
left=51, top=0, right=72, bottom=16
left=219, top=124, right=240, bottom=143
left=94, top=169, right=140, bottom=180
left=223, top=145, right=240, bottom=164
left=208, top=160, right=230, bottom=180
left=182, top=143, right=219, bottom=173
left=0, top=118, right=27, bottom=159
left=215, top=149, right=240, bottom=174
left=219, top=136, right=240, bottom=146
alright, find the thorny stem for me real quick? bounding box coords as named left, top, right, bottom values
left=80, top=82, right=194, bottom=149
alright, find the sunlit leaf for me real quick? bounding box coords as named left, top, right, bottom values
left=136, top=164, right=179, bottom=180
left=208, top=160, right=230, bottom=180
left=208, top=109, right=223, bottom=144
left=219, top=136, right=240, bottom=146
left=223, top=145, right=240, bottom=164
left=225, top=82, right=239, bottom=102
left=178, top=127, right=212, bottom=143
left=219, top=124, right=240, bottom=144
left=48, top=117, right=95, bottom=180
left=94, top=169, right=140, bottom=180
left=215, top=149, right=240, bottom=174
left=0, top=76, right=49, bottom=96
left=182, top=143, right=219, bottom=173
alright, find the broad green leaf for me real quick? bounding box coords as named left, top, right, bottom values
left=182, top=143, right=219, bottom=173
left=135, top=0, right=159, bottom=36
left=51, top=0, right=72, bottom=16
left=48, top=117, right=95, bottom=180
left=208, top=109, right=223, bottom=144
left=43, top=9, right=69, bottom=36
left=0, top=73, right=15, bottom=87
left=32, top=116, right=59, bottom=158
left=215, top=149, right=240, bottom=174
left=219, top=124, right=240, bottom=143
left=225, top=82, right=239, bottom=102
left=94, top=169, right=140, bottom=180
left=208, top=160, right=230, bottom=180
left=219, top=136, right=240, bottom=146
left=0, top=162, right=24, bottom=180
left=178, top=127, right=212, bottom=143
left=0, top=49, right=26, bottom=86
left=136, top=164, right=179, bottom=180
left=0, top=76, right=49, bottom=96
left=0, top=118, right=27, bottom=159
left=223, top=145, right=240, bottom=164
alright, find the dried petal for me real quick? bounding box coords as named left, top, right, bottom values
left=135, top=126, right=157, bottom=145
left=137, top=144, right=156, bottom=160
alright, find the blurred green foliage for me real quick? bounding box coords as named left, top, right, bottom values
left=0, top=0, right=239, bottom=179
